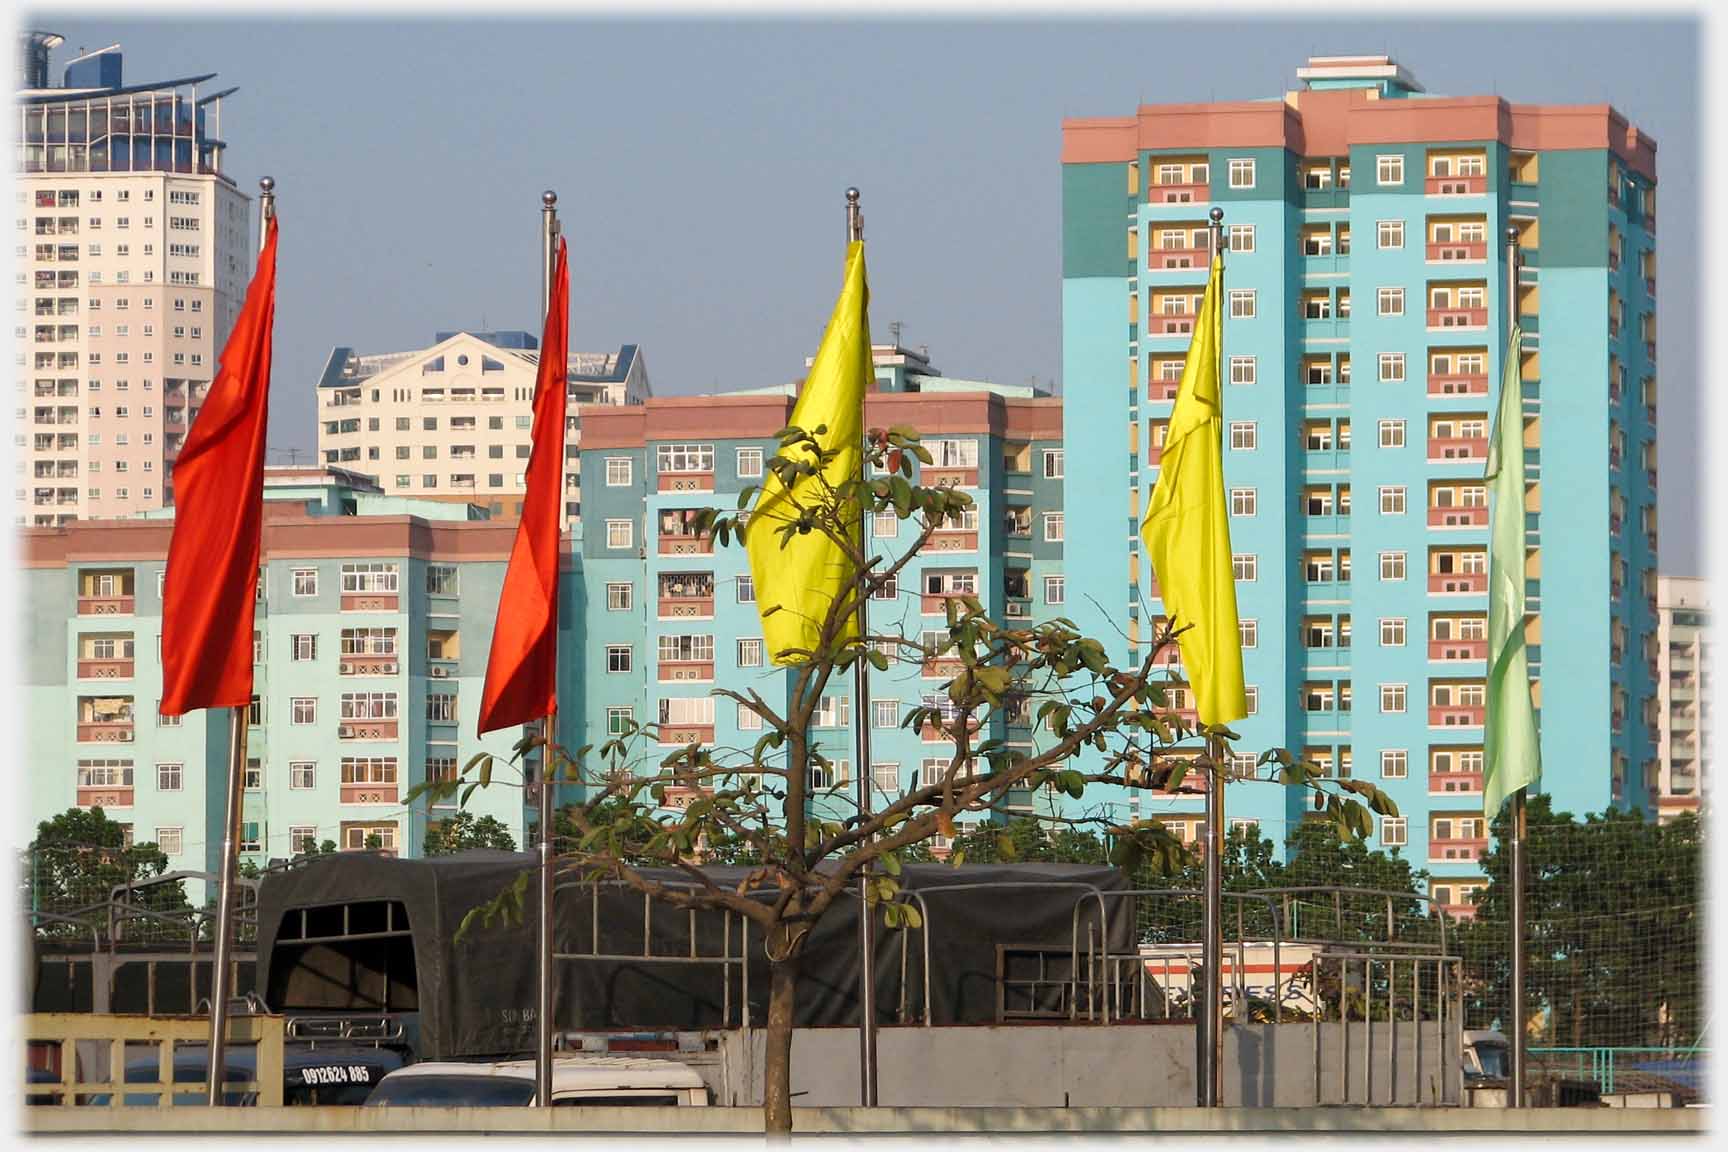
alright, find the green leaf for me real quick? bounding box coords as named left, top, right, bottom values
left=880, top=851, right=901, bottom=876
left=899, top=903, right=923, bottom=930
left=737, top=486, right=758, bottom=510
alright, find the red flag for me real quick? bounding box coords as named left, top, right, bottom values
left=160, top=219, right=278, bottom=716
left=478, top=239, right=569, bottom=734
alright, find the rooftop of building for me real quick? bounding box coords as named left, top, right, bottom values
left=124, top=465, right=490, bottom=523
left=317, top=332, right=645, bottom=394
left=727, top=344, right=1050, bottom=400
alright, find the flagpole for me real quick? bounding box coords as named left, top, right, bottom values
left=205, top=173, right=273, bottom=1107
left=847, top=186, right=880, bottom=1109
left=1504, top=224, right=1527, bottom=1109
left=535, top=189, right=561, bottom=1109
left=1200, top=203, right=1227, bottom=1110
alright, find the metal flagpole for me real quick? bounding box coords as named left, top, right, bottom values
left=1198, top=204, right=1227, bottom=1110
left=1504, top=224, right=1527, bottom=1109
left=847, top=186, right=880, bottom=1108
left=535, top=189, right=562, bottom=1109
left=206, top=174, right=273, bottom=1106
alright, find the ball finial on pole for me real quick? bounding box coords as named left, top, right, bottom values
left=259, top=176, right=275, bottom=195
left=543, top=190, right=558, bottom=208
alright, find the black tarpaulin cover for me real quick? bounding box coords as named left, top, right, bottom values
left=256, top=852, right=1130, bottom=1060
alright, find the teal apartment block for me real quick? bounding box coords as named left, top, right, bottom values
left=1060, top=56, right=1659, bottom=914
left=22, top=467, right=541, bottom=890
left=573, top=347, right=1066, bottom=842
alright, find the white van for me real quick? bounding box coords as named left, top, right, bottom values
left=364, top=1055, right=710, bottom=1108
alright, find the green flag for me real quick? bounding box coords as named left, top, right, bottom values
left=1483, top=324, right=1540, bottom=816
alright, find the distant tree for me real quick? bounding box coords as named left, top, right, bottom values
left=26, top=807, right=191, bottom=939
left=425, top=811, right=518, bottom=856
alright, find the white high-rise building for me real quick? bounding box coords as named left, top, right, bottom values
left=315, top=332, right=649, bottom=525
left=15, top=35, right=250, bottom=526
left=1654, top=575, right=1710, bottom=822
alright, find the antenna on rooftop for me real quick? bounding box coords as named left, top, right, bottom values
left=889, top=319, right=903, bottom=347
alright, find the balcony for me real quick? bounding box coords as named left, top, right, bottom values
left=340, top=783, right=399, bottom=805
left=922, top=655, right=966, bottom=679
left=922, top=465, right=978, bottom=490
left=1645, top=340, right=1657, bottom=363
left=657, top=724, right=715, bottom=746
left=658, top=661, right=715, bottom=683
left=339, top=655, right=400, bottom=676
left=1425, top=174, right=1487, bottom=196
left=1427, top=308, right=1488, bottom=330
left=76, top=786, right=134, bottom=809
left=658, top=534, right=713, bottom=557
left=927, top=527, right=980, bottom=553
left=1147, top=315, right=1196, bottom=337
left=921, top=715, right=981, bottom=743
left=1429, top=638, right=1487, bottom=662
left=340, top=593, right=400, bottom=612
left=658, top=471, right=714, bottom=494
left=657, top=596, right=714, bottom=620
left=76, top=658, right=135, bottom=680
left=76, top=721, right=134, bottom=743
left=1429, top=705, right=1485, bottom=728
left=1147, top=246, right=1211, bottom=270
left=77, top=596, right=135, bottom=616
left=1428, top=507, right=1488, bottom=529
left=1426, top=242, right=1487, bottom=263
left=1427, top=437, right=1488, bottom=462
left=921, top=591, right=975, bottom=615
left=1429, top=770, right=1485, bottom=796
left=1147, top=379, right=1180, bottom=402
left=1429, top=838, right=1488, bottom=862
left=337, top=720, right=400, bottom=740
left=1434, top=901, right=1479, bottom=922
left=1148, top=182, right=1209, bottom=205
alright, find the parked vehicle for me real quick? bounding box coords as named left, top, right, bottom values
left=364, top=1056, right=710, bottom=1107
left=83, top=1043, right=407, bottom=1107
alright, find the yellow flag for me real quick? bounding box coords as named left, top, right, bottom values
left=1140, top=253, right=1246, bottom=727
left=745, top=240, right=871, bottom=665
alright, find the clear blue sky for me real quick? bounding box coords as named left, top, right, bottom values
left=38, top=16, right=1702, bottom=572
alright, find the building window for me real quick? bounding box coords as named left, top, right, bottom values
left=1043, top=512, right=1064, bottom=542
left=871, top=762, right=901, bottom=794
left=1379, top=486, right=1407, bottom=515
left=1232, top=554, right=1257, bottom=582
left=1381, top=816, right=1408, bottom=847
left=605, top=457, right=632, bottom=486
left=736, top=447, right=764, bottom=479
left=1376, top=155, right=1405, bottom=186
left=1377, top=287, right=1405, bottom=316
left=1228, top=422, right=1256, bottom=451
left=156, top=762, right=182, bottom=792
left=606, top=645, right=632, bottom=673
left=1241, top=685, right=1258, bottom=714
left=426, top=564, right=459, bottom=596
left=1239, top=620, right=1258, bottom=648
left=1380, top=684, right=1407, bottom=713
left=606, top=706, right=634, bottom=736
left=605, top=519, right=633, bottom=549
left=873, top=699, right=900, bottom=729
left=154, top=827, right=183, bottom=856
left=1377, top=220, right=1405, bottom=249
left=1378, top=353, right=1406, bottom=383
left=1380, top=750, right=1408, bottom=779
left=1041, top=449, right=1064, bottom=479
left=1229, top=357, right=1256, bottom=386
left=244, top=759, right=263, bottom=791
left=737, top=701, right=763, bottom=731
left=1228, top=290, right=1256, bottom=319
left=289, top=826, right=319, bottom=854
left=340, top=562, right=399, bottom=594
left=1229, top=488, right=1257, bottom=517
left=1380, top=618, right=1407, bottom=646
left=873, top=512, right=899, bottom=539
left=1378, top=420, right=1406, bottom=449
left=737, top=638, right=764, bottom=668
left=1379, top=551, right=1407, bottom=581
left=292, top=633, right=317, bottom=661
left=605, top=582, right=633, bottom=611
left=291, top=697, right=317, bottom=725
left=1227, top=224, right=1255, bottom=253
left=737, top=575, right=756, bottom=603
left=1044, top=575, right=1066, bottom=604
left=1227, top=158, right=1256, bottom=189
left=157, top=704, right=181, bottom=728
left=291, top=567, right=318, bottom=597
left=813, top=696, right=852, bottom=728
left=290, top=761, right=316, bottom=789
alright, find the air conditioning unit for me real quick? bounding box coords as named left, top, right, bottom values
left=383, top=662, right=398, bottom=675
left=430, top=666, right=450, bottom=679
left=338, top=725, right=355, bottom=738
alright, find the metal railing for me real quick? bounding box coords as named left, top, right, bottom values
left=24, top=1011, right=285, bottom=1108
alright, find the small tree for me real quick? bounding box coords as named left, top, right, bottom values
left=425, top=811, right=518, bottom=855
left=26, top=807, right=191, bottom=940
left=421, top=425, right=1395, bottom=1133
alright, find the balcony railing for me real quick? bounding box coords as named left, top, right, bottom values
left=76, top=596, right=134, bottom=617
left=1147, top=246, right=1211, bottom=270
left=1426, top=242, right=1487, bottom=262
left=1434, top=902, right=1479, bottom=921
left=921, top=591, right=975, bottom=615
left=926, top=529, right=980, bottom=553
left=1148, top=379, right=1181, bottom=402
left=1429, top=638, right=1487, bottom=661
left=76, top=786, right=134, bottom=809
left=921, top=715, right=981, bottom=743
left=1429, top=705, right=1485, bottom=727
left=922, top=655, right=966, bottom=679
left=340, top=783, right=399, bottom=805
left=1429, top=769, right=1485, bottom=795
left=1427, top=437, right=1488, bottom=462
left=657, top=596, right=714, bottom=619
left=1147, top=315, right=1196, bottom=336
left=1425, top=174, right=1487, bottom=196
left=1427, top=308, right=1488, bottom=329
left=658, top=471, right=714, bottom=494
left=76, top=658, right=135, bottom=680
left=658, top=660, right=715, bottom=683
left=922, top=466, right=978, bottom=490
left=658, top=535, right=713, bottom=557
left=340, top=593, right=400, bottom=612
left=657, top=724, right=715, bottom=746
left=1148, top=182, right=1209, bottom=204
left=339, top=655, right=400, bottom=676
left=337, top=720, right=400, bottom=740
left=76, top=721, right=134, bottom=743
left=1428, top=506, right=1488, bottom=528
left=1429, top=837, right=1489, bottom=862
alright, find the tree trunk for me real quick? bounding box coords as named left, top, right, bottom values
left=763, top=953, right=800, bottom=1136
